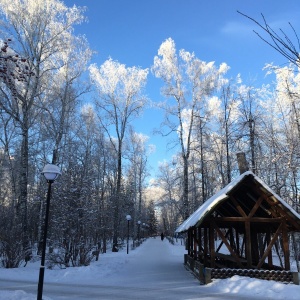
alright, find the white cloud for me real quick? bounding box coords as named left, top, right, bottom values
left=220, top=21, right=253, bottom=36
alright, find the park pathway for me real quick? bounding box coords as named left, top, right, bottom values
left=93, top=237, right=254, bottom=300
left=107, top=237, right=198, bottom=289
left=0, top=237, right=258, bottom=299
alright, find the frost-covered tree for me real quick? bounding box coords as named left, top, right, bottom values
left=262, top=64, right=300, bottom=201
left=146, top=200, right=158, bottom=236
left=207, top=79, right=241, bottom=185
left=89, top=58, right=148, bottom=251
left=156, top=159, right=182, bottom=231
left=152, top=38, right=229, bottom=218
left=0, top=0, right=88, bottom=263
left=126, top=129, right=152, bottom=221
left=236, top=84, right=265, bottom=175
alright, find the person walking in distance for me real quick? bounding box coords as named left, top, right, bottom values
left=161, top=232, right=164, bottom=241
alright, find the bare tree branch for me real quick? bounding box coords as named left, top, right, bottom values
left=238, top=11, right=300, bottom=67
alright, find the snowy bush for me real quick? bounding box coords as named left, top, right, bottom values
left=0, top=239, right=24, bottom=268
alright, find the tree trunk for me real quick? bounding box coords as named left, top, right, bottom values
left=182, top=155, right=189, bottom=219
left=19, top=125, right=30, bottom=261
left=249, top=116, right=256, bottom=173
left=112, top=142, right=122, bottom=252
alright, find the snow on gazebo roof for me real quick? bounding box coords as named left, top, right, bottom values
left=175, top=171, right=300, bottom=233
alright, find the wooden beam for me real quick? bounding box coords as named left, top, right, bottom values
left=248, top=195, right=264, bottom=218
left=257, top=222, right=283, bottom=269
left=214, top=217, right=282, bottom=223
left=216, top=229, right=233, bottom=252
left=213, top=221, right=242, bottom=267
left=263, top=196, right=300, bottom=231
left=230, top=196, right=247, bottom=217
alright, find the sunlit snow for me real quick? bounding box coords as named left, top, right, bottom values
left=0, top=238, right=299, bottom=299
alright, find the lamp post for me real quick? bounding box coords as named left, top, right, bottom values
left=137, top=220, right=141, bottom=244
left=37, top=164, right=61, bottom=300
left=142, top=223, right=145, bottom=238
left=126, top=215, right=131, bottom=254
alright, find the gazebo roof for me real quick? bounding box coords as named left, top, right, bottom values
left=176, top=171, right=300, bottom=233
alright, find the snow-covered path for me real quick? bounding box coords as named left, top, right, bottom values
left=105, top=237, right=198, bottom=289
left=97, top=237, right=255, bottom=299
left=0, top=237, right=299, bottom=299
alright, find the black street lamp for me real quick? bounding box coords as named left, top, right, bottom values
left=37, top=164, right=61, bottom=300
left=126, top=215, right=131, bottom=254
left=142, top=223, right=146, bottom=238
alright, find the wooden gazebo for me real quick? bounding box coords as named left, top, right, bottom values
left=176, top=171, right=300, bottom=282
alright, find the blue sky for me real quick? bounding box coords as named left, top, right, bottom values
left=64, top=0, right=300, bottom=178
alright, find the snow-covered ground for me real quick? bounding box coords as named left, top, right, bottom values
left=0, top=237, right=299, bottom=299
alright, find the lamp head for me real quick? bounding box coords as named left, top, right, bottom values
left=42, top=164, right=61, bottom=182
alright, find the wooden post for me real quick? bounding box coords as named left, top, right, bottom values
left=245, top=220, right=252, bottom=268
left=236, top=228, right=240, bottom=256
left=266, top=230, right=273, bottom=267
left=209, top=220, right=215, bottom=268
left=193, top=227, right=197, bottom=259
left=198, top=227, right=202, bottom=261
left=282, top=220, right=290, bottom=270
left=205, top=268, right=212, bottom=284
left=188, top=230, right=192, bottom=256
left=204, top=227, right=208, bottom=266
left=293, top=272, right=299, bottom=285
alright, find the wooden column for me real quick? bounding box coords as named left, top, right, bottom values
left=236, top=228, right=240, bottom=256
left=245, top=219, right=252, bottom=268
left=266, top=230, right=273, bottom=267
left=204, top=227, right=208, bottom=266
left=251, top=230, right=259, bottom=264
left=198, top=227, right=202, bottom=260
left=209, top=220, right=215, bottom=268
left=193, top=227, right=197, bottom=258
left=188, top=229, right=192, bottom=256
left=197, top=227, right=201, bottom=260
left=282, top=220, right=290, bottom=270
